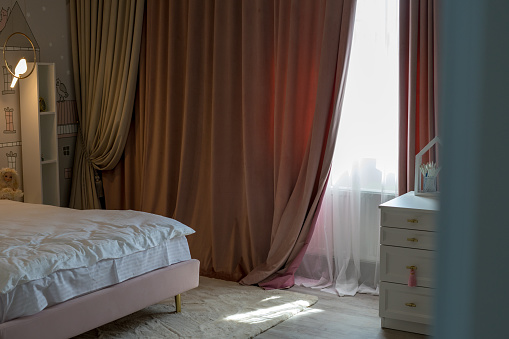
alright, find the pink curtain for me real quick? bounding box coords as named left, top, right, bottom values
left=399, top=0, right=438, bottom=195
left=103, top=0, right=356, bottom=287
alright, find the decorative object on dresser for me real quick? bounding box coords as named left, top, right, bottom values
left=379, top=191, right=439, bottom=335
left=414, top=136, right=441, bottom=196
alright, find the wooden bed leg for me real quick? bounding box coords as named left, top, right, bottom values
left=175, top=294, right=181, bottom=313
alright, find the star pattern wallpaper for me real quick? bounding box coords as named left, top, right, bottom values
left=0, top=0, right=76, bottom=206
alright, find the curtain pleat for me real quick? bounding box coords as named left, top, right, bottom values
left=243, top=0, right=357, bottom=287
left=399, top=0, right=438, bottom=195
left=103, top=0, right=356, bottom=285
left=68, top=0, right=145, bottom=209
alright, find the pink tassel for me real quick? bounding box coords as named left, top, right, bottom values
left=408, top=268, right=417, bottom=287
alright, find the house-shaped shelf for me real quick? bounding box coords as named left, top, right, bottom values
left=414, top=136, right=441, bottom=197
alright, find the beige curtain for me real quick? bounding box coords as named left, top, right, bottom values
left=399, top=0, right=438, bottom=194
left=103, top=0, right=356, bottom=285
left=68, top=0, right=145, bottom=209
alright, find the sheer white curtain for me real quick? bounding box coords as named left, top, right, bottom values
left=295, top=0, right=399, bottom=296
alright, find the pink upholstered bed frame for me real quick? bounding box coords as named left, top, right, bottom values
left=0, top=259, right=200, bottom=339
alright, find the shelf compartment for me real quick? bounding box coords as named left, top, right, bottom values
left=39, top=113, right=58, bottom=162
left=41, top=161, right=59, bottom=206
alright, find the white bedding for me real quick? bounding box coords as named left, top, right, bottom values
left=0, top=200, right=195, bottom=294
left=1, top=235, right=191, bottom=323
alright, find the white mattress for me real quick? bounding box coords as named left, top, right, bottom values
left=0, top=235, right=191, bottom=323
left=0, top=200, right=195, bottom=294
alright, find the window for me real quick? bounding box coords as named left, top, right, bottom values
left=296, top=0, right=399, bottom=296
left=2, top=66, right=15, bottom=95
left=6, top=151, right=17, bottom=169
left=64, top=168, right=72, bottom=179
left=4, top=107, right=15, bottom=133
left=330, top=0, right=399, bottom=193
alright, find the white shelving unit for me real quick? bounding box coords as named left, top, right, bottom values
left=20, top=62, right=60, bottom=206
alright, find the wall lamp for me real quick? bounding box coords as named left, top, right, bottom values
left=3, top=31, right=36, bottom=88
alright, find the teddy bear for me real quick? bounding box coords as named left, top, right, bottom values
left=0, top=167, right=24, bottom=202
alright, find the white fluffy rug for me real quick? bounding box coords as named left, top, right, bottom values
left=76, top=276, right=318, bottom=338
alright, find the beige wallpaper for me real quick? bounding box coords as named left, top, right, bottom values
left=0, top=0, right=76, bottom=206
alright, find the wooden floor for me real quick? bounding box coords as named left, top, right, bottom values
left=256, top=285, right=428, bottom=339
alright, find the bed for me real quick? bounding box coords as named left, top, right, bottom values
left=0, top=200, right=200, bottom=339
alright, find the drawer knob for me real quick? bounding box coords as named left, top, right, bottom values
left=407, top=219, right=419, bottom=223
left=407, top=237, right=419, bottom=242
left=405, top=303, right=417, bottom=307
left=406, top=265, right=417, bottom=270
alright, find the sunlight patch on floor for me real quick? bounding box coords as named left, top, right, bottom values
left=291, top=308, right=323, bottom=317
left=224, top=300, right=312, bottom=324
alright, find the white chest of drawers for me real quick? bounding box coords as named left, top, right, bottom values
left=379, top=191, right=439, bottom=335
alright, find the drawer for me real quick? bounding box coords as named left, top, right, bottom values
left=379, top=282, right=433, bottom=325
left=380, top=227, right=434, bottom=250
left=380, top=245, right=434, bottom=288
left=381, top=208, right=436, bottom=231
